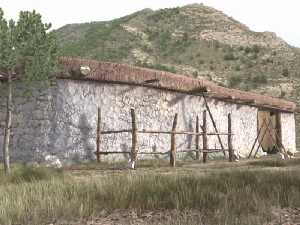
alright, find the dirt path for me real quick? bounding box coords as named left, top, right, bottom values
left=54, top=210, right=202, bottom=225
left=267, top=208, right=300, bottom=225
left=54, top=208, right=300, bottom=225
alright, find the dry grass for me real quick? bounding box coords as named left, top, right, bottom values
left=0, top=158, right=300, bottom=225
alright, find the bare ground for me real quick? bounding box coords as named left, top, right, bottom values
left=52, top=208, right=300, bottom=225
left=53, top=209, right=202, bottom=225
left=267, top=208, right=300, bottom=225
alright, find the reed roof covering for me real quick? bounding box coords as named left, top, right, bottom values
left=59, top=57, right=296, bottom=112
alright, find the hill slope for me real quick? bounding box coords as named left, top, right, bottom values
left=55, top=3, right=300, bottom=148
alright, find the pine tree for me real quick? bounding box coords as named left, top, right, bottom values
left=0, top=9, right=57, bottom=174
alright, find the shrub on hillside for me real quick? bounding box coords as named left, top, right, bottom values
left=224, top=52, right=236, bottom=60
left=228, top=75, right=242, bottom=87
left=252, top=74, right=268, bottom=84
left=252, top=45, right=260, bottom=54
left=137, top=62, right=177, bottom=73
left=282, top=68, right=289, bottom=77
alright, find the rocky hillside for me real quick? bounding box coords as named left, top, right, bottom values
left=54, top=3, right=300, bottom=147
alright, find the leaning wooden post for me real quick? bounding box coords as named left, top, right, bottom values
left=228, top=113, right=233, bottom=162
left=253, top=120, right=272, bottom=158
left=202, top=94, right=226, bottom=156
left=130, top=108, right=138, bottom=169
left=170, top=113, right=178, bottom=167
left=202, top=110, right=208, bottom=163
left=96, top=107, right=102, bottom=162
left=195, top=115, right=200, bottom=160
left=248, top=119, right=265, bottom=158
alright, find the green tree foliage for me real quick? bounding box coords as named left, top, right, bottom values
left=0, top=9, right=57, bottom=81
left=0, top=8, right=57, bottom=174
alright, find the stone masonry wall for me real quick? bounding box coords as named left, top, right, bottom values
left=281, top=112, right=297, bottom=152
left=0, top=79, right=297, bottom=163
left=0, top=81, right=55, bottom=162
left=50, top=79, right=260, bottom=161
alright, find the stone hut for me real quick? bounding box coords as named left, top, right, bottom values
left=0, top=58, right=297, bottom=163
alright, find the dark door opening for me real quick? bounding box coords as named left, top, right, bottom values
left=257, top=110, right=282, bottom=153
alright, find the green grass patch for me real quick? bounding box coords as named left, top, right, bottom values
left=248, top=158, right=300, bottom=167
left=0, top=165, right=63, bottom=185
left=0, top=163, right=300, bottom=224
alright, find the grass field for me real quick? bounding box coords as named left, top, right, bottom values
left=0, top=157, right=300, bottom=225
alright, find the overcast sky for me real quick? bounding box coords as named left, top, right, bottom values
left=1, top=0, right=300, bottom=47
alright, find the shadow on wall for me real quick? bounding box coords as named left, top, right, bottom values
left=121, top=143, right=130, bottom=161
left=78, top=114, right=94, bottom=160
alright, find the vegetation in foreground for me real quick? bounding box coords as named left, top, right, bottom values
left=0, top=158, right=300, bottom=225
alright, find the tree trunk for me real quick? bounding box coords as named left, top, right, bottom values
left=3, top=71, right=12, bottom=174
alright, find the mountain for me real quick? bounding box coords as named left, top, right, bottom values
left=54, top=3, right=300, bottom=147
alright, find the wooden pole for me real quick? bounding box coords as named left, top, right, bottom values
left=202, top=95, right=226, bottom=156
left=96, top=107, right=101, bottom=162
left=248, top=119, right=265, bottom=158
left=253, top=120, right=272, bottom=158
left=170, top=113, right=178, bottom=167
left=275, top=113, right=283, bottom=151
left=195, top=115, right=200, bottom=160
left=264, top=117, right=287, bottom=154
left=130, top=109, right=138, bottom=169
left=202, top=110, right=208, bottom=163
left=264, top=120, right=286, bottom=154
left=228, top=113, right=233, bottom=162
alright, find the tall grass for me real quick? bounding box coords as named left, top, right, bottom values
left=0, top=165, right=63, bottom=184
left=1, top=166, right=300, bottom=225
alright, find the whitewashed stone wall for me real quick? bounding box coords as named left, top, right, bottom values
left=51, top=80, right=259, bottom=161
left=281, top=113, right=297, bottom=152
left=0, top=79, right=297, bottom=163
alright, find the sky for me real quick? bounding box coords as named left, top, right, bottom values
left=1, top=0, right=300, bottom=47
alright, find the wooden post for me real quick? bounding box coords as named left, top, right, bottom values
left=228, top=113, right=233, bottom=162
left=96, top=107, right=101, bottom=162
left=202, top=95, right=226, bottom=156
left=248, top=119, right=265, bottom=158
left=253, top=120, right=272, bottom=158
left=170, top=113, right=178, bottom=167
left=264, top=120, right=285, bottom=153
left=275, top=113, right=283, bottom=151
left=202, top=110, right=208, bottom=163
left=195, top=115, right=200, bottom=160
left=130, top=109, right=138, bottom=169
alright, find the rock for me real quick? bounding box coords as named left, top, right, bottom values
left=44, top=155, right=62, bottom=168
left=255, top=148, right=267, bottom=158
left=80, top=66, right=91, bottom=76
left=128, top=159, right=135, bottom=169
left=276, top=152, right=286, bottom=160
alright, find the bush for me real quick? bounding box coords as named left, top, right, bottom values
left=228, top=75, right=242, bottom=87
left=252, top=45, right=260, bottom=54
left=0, top=166, right=63, bottom=185
left=252, top=74, right=267, bottom=84
left=198, top=59, right=204, bottom=65
left=137, top=62, right=177, bottom=73
left=224, top=52, right=236, bottom=60
left=234, top=65, right=241, bottom=71
left=244, top=46, right=251, bottom=54
left=282, top=68, right=289, bottom=77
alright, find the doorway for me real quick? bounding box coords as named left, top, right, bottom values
left=257, top=110, right=282, bottom=153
